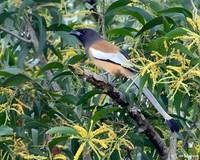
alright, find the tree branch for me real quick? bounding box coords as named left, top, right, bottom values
left=68, top=65, right=169, bottom=160
left=0, top=26, right=32, bottom=43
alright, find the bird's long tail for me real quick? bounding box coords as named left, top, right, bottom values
left=127, top=72, right=179, bottom=132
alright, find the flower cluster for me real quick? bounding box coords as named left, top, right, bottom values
left=71, top=120, right=133, bottom=160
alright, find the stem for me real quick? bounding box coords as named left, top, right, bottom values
left=101, top=0, right=106, bottom=39
left=190, top=0, right=198, bottom=20
left=0, top=26, right=32, bottom=43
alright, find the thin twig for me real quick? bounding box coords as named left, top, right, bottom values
left=190, top=0, right=198, bottom=20
left=0, top=26, right=32, bottom=43
left=101, top=0, right=106, bottom=39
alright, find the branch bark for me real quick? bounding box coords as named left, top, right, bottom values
left=68, top=65, right=169, bottom=160
left=168, top=132, right=177, bottom=160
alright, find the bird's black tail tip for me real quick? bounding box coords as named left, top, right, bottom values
left=166, top=119, right=179, bottom=132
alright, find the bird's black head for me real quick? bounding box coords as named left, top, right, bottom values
left=69, top=28, right=102, bottom=48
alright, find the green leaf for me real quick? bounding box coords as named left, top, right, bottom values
left=60, top=32, right=78, bottom=47
left=19, top=0, right=34, bottom=15
left=17, top=43, right=30, bottom=69
left=174, top=91, right=184, bottom=115
left=0, top=113, right=6, bottom=125
left=163, top=27, right=190, bottom=39
left=110, top=150, right=120, bottom=160
left=33, top=0, right=61, bottom=3
left=170, top=43, right=198, bottom=58
left=46, top=126, right=77, bottom=136
left=71, top=139, right=80, bottom=156
left=0, top=71, right=14, bottom=77
left=0, top=11, right=14, bottom=25
left=138, top=73, right=149, bottom=97
left=148, top=1, right=163, bottom=12
left=48, top=136, right=69, bottom=151
left=0, top=67, right=24, bottom=76
left=57, top=94, right=77, bottom=105
left=136, top=16, right=175, bottom=36
left=67, top=54, right=86, bottom=65
left=107, top=27, right=138, bottom=37
left=191, top=58, right=200, bottom=65
left=0, top=126, right=13, bottom=136
left=77, top=90, right=102, bottom=105
left=148, top=27, right=194, bottom=53
left=148, top=37, right=168, bottom=54
left=130, top=7, right=152, bottom=21
left=50, top=71, right=73, bottom=83
left=39, top=62, right=64, bottom=74
left=47, top=44, right=63, bottom=60
left=25, top=120, right=48, bottom=129
left=92, top=107, right=119, bottom=123
left=2, top=74, right=32, bottom=87
left=158, top=7, right=192, bottom=18
left=105, top=6, right=146, bottom=26
left=106, top=0, right=131, bottom=13
left=47, top=24, right=72, bottom=31
left=35, top=15, right=47, bottom=54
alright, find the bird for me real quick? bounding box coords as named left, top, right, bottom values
left=69, top=28, right=179, bottom=132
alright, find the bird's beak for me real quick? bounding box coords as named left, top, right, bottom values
left=69, top=30, right=81, bottom=37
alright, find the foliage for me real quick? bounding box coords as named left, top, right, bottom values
left=0, top=0, right=200, bottom=159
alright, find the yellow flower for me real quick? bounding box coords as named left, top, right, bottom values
left=187, top=68, right=200, bottom=78
left=10, top=0, right=22, bottom=7
left=71, top=121, right=116, bottom=160
left=74, top=143, right=85, bottom=160
left=167, top=66, right=185, bottom=73
left=139, top=56, right=165, bottom=89
left=12, top=103, right=24, bottom=115
left=197, top=16, right=200, bottom=31
left=107, top=127, right=134, bottom=159
left=163, top=40, right=168, bottom=50
left=0, top=87, right=13, bottom=96
left=91, top=123, right=111, bottom=137
left=53, top=154, right=67, bottom=160
left=92, top=138, right=108, bottom=149
left=62, top=47, right=77, bottom=61
left=0, top=103, right=7, bottom=113
left=17, top=152, right=48, bottom=160
left=63, top=10, right=93, bottom=18
left=186, top=17, right=196, bottom=30
left=73, top=125, right=88, bottom=138
left=73, top=24, right=96, bottom=29
left=195, top=144, right=200, bottom=154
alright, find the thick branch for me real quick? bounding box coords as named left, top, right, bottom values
left=0, top=26, right=32, bottom=43
left=69, top=65, right=169, bottom=160
left=168, top=132, right=177, bottom=160
left=129, top=108, right=168, bottom=159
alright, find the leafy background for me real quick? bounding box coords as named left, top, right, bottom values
left=0, top=0, right=200, bottom=159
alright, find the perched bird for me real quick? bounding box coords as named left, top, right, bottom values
left=69, top=28, right=179, bottom=132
